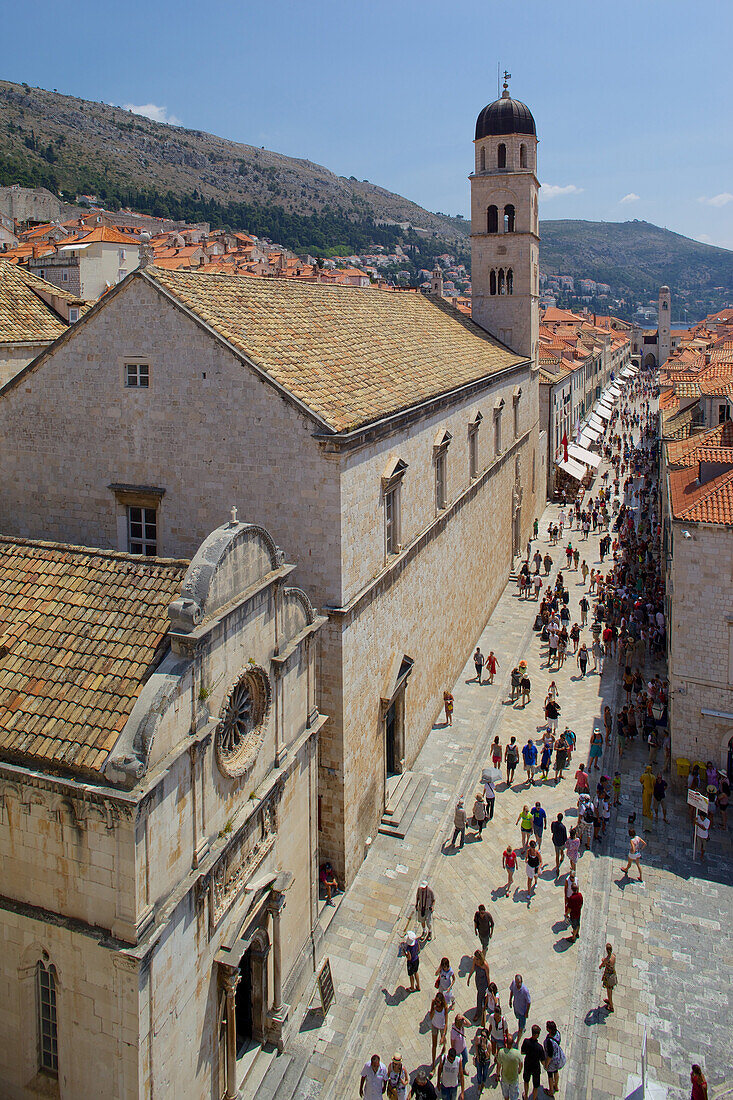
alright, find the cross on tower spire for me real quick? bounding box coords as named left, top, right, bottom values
left=502, top=70, right=511, bottom=97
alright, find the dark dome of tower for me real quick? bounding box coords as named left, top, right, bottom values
left=475, top=95, right=536, bottom=140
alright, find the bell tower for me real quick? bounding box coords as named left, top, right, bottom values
left=658, top=285, right=671, bottom=366
left=470, top=74, right=539, bottom=369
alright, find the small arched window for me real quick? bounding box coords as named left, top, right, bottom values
left=520, top=144, right=527, bottom=168
left=37, top=961, right=58, bottom=1076
left=487, top=205, right=498, bottom=234
left=480, top=146, right=486, bottom=172
left=497, top=143, right=506, bottom=169
left=507, top=268, right=513, bottom=295
left=498, top=268, right=505, bottom=295
left=489, top=269, right=497, bottom=296
left=504, top=204, right=515, bottom=233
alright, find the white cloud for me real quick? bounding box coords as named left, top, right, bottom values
left=619, top=192, right=640, bottom=204
left=123, top=102, right=181, bottom=126
left=698, top=193, right=733, bottom=207
left=541, top=183, right=584, bottom=200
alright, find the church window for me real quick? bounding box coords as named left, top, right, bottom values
left=469, top=423, right=479, bottom=479
left=520, top=144, right=527, bottom=168
left=498, top=268, right=505, bottom=295
left=497, top=143, right=506, bottom=169
left=507, top=268, right=514, bottom=295
left=494, top=409, right=502, bottom=456
left=661, top=300, right=668, bottom=310
left=513, top=391, right=521, bottom=437
left=215, top=667, right=271, bottom=777
left=487, top=205, right=498, bottom=234
left=385, top=484, right=401, bottom=556
left=480, top=146, right=486, bottom=172
left=504, top=204, right=515, bottom=233
left=489, top=270, right=497, bottom=296
left=435, top=450, right=447, bottom=510
left=125, top=362, right=149, bottom=388
left=127, top=506, right=157, bottom=556
left=37, top=961, right=58, bottom=1076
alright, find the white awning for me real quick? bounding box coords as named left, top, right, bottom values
left=579, top=430, right=600, bottom=448
left=595, top=405, right=612, bottom=421
left=57, top=242, right=92, bottom=251
left=608, top=384, right=623, bottom=397
left=557, top=457, right=587, bottom=481
left=628, top=365, right=639, bottom=375
left=601, top=388, right=618, bottom=403
left=620, top=366, right=635, bottom=379
left=588, top=415, right=605, bottom=432
left=568, top=442, right=601, bottom=468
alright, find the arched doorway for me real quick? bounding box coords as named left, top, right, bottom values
left=235, top=950, right=253, bottom=1048
left=644, top=353, right=657, bottom=369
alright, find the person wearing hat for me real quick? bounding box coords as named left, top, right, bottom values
left=386, top=1053, right=408, bottom=1100
left=409, top=1068, right=437, bottom=1100
left=399, top=929, right=421, bottom=992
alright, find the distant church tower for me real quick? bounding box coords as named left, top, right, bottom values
left=658, top=285, right=671, bottom=365
left=470, top=74, right=539, bottom=369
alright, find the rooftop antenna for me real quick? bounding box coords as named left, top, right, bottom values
left=497, top=62, right=500, bottom=99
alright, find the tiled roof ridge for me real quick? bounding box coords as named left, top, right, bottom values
left=0, top=533, right=190, bottom=570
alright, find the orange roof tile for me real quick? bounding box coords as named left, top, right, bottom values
left=0, top=537, right=188, bottom=778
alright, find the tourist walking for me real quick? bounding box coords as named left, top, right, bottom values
left=415, top=881, right=434, bottom=940
left=451, top=799, right=467, bottom=848
left=566, top=884, right=583, bottom=942
left=599, top=943, right=617, bottom=1012
left=508, top=975, right=531, bottom=1040
left=520, top=1024, right=545, bottom=1100
left=502, top=844, right=517, bottom=894
left=473, top=648, right=485, bottom=684
left=467, top=950, right=491, bottom=1027
left=496, top=1034, right=522, bottom=1100
left=387, top=1054, right=408, bottom=1100
left=443, top=690, right=454, bottom=726
left=690, top=1064, right=709, bottom=1100
left=505, top=737, right=520, bottom=785
left=589, top=728, right=604, bottom=771
left=399, top=930, right=421, bottom=992
left=522, top=740, right=537, bottom=785
left=653, top=773, right=668, bottom=822
left=640, top=765, right=655, bottom=821
left=543, top=1022, right=566, bottom=1096
left=474, top=904, right=495, bottom=954
left=361, top=1055, right=388, bottom=1100
left=525, top=840, right=543, bottom=900
left=429, top=991, right=448, bottom=1068
left=472, top=789, right=488, bottom=837
left=620, top=829, right=646, bottom=880
left=436, top=1045, right=464, bottom=1099
left=550, top=813, right=567, bottom=875
left=487, top=651, right=499, bottom=683
left=516, top=806, right=534, bottom=854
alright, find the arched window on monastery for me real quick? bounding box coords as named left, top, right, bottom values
left=504, top=204, right=516, bottom=233
left=480, top=146, right=486, bottom=172
left=507, top=268, right=513, bottom=295
left=497, top=143, right=506, bottom=169
left=489, top=269, right=497, bottom=296
left=37, top=960, right=58, bottom=1076
left=520, top=144, right=527, bottom=168
left=487, top=205, right=498, bottom=234
left=498, top=268, right=505, bottom=295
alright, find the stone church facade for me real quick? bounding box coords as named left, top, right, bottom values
left=0, top=520, right=325, bottom=1098
left=0, top=90, right=542, bottom=886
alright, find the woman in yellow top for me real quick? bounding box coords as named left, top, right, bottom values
left=639, top=764, right=655, bottom=819
left=443, top=690, right=454, bottom=726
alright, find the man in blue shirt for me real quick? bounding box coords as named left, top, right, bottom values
left=531, top=801, right=547, bottom=850
left=522, top=739, right=538, bottom=785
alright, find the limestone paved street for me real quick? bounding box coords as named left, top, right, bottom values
left=278, top=443, right=733, bottom=1100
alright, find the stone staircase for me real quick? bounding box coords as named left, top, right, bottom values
left=378, top=770, right=430, bottom=839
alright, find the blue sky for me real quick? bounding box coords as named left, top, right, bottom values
left=4, top=0, right=733, bottom=249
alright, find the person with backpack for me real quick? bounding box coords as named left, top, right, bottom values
left=505, top=738, right=520, bottom=786
left=521, top=739, right=537, bottom=785
left=543, top=1021, right=566, bottom=1096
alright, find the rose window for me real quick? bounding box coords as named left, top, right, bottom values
left=215, top=668, right=270, bottom=777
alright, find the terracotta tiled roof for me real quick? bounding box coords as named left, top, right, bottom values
left=668, top=464, right=733, bottom=524
left=146, top=268, right=525, bottom=432
left=662, top=404, right=699, bottom=440
left=59, top=227, right=138, bottom=246
left=666, top=422, right=733, bottom=466
left=0, top=260, right=71, bottom=344
left=0, top=537, right=188, bottom=778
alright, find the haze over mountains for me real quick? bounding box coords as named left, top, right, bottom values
left=1, top=79, right=731, bottom=315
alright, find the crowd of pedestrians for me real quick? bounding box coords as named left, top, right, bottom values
left=361, top=373, right=712, bottom=1099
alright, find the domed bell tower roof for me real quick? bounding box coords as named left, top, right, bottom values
left=475, top=74, right=536, bottom=140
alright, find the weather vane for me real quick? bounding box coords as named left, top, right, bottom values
left=503, top=70, right=511, bottom=94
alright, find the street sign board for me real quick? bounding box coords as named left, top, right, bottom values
left=317, top=958, right=334, bottom=1015
left=687, top=790, right=708, bottom=813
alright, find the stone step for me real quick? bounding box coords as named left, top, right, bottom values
left=237, top=1042, right=278, bottom=1099
left=382, top=770, right=412, bottom=816
left=378, top=774, right=430, bottom=839
left=257, top=1047, right=315, bottom=1100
